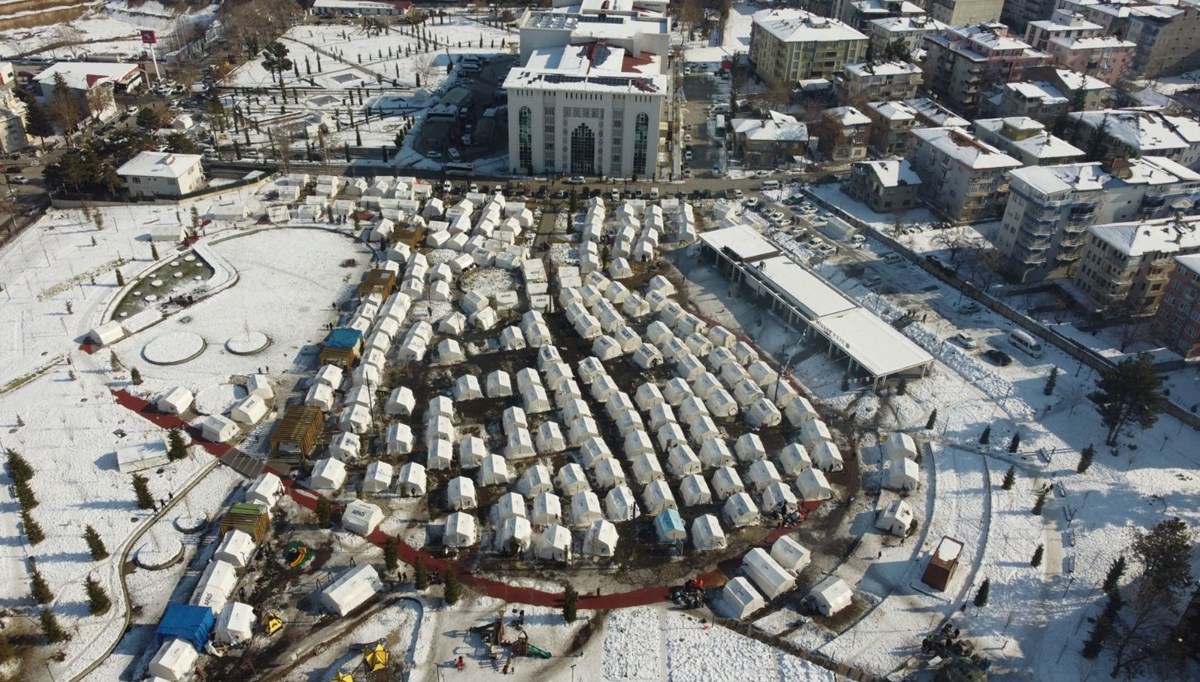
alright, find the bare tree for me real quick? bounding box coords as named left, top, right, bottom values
left=48, top=73, right=85, bottom=144
left=267, top=126, right=292, bottom=173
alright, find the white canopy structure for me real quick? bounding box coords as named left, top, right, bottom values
left=215, top=602, right=256, bottom=645
left=667, top=444, right=702, bottom=478
left=149, top=638, right=198, bottom=682
left=691, top=514, right=727, bottom=551
left=535, top=524, right=573, bottom=562
left=477, top=455, right=511, bottom=487
left=809, top=576, right=853, bottom=616
left=486, top=370, right=514, bottom=398
left=594, top=458, right=627, bottom=489
left=884, top=432, right=919, bottom=460
left=746, top=398, right=782, bottom=429
left=711, top=466, right=745, bottom=500
left=536, top=421, right=567, bottom=454
left=311, top=457, right=347, bottom=491
left=385, top=423, right=414, bottom=456
left=635, top=383, right=664, bottom=412
left=245, top=472, right=284, bottom=509
left=801, top=419, right=834, bottom=448
left=156, top=387, right=193, bottom=415
left=427, top=439, right=453, bottom=470
left=458, top=435, right=487, bottom=469
left=604, top=485, right=638, bottom=522
left=811, top=441, right=845, bottom=472
left=623, top=430, right=655, bottom=460
left=455, top=375, right=483, bottom=401
left=797, top=468, right=834, bottom=502
left=444, top=512, right=478, bottom=548
left=214, top=529, right=255, bottom=569
left=642, top=480, right=677, bottom=515
left=531, top=491, right=562, bottom=526
left=742, top=547, right=796, bottom=599
left=329, top=431, right=362, bottom=461
left=492, top=492, right=527, bottom=525
left=578, top=437, right=612, bottom=469
left=761, top=481, right=798, bottom=514
left=343, top=499, right=385, bottom=536
left=314, top=364, right=344, bottom=389
left=724, top=492, right=760, bottom=528
left=632, top=453, right=664, bottom=486
left=776, top=443, right=811, bottom=477
left=884, top=458, right=919, bottom=491
left=632, top=343, right=664, bottom=369
left=319, top=564, right=383, bottom=617
left=190, top=560, right=237, bottom=615
left=735, top=434, right=767, bottom=463
left=699, top=440, right=734, bottom=469
left=193, top=415, right=238, bottom=444
left=397, top=462, right=427, bottom=497
left=506, top=429, right=536, bottom=459
left=582, top=519, right=619, bottom=557
left=748, top=460, right=783, bottom=492
left=557, top=463, right=589, bottom=497
left=722, top=577, right=765, bottom=619
left=385, top=386, right=416, bottom=416
left=876, top=499, right=915, bottom=536
left=785, top=396, right=819, bottom=425
left=518, top=465, right=554, bottom=497
left=679, top=473, right=712, bottom=506
left=661, top=378, right=692, bottom=405
left=447, top=476, right=478, bottom=510
left=339, top=404, right=372, bottom=435
left=570, top=491, right=604, bottom=527
left=497, top=516, right=533, bottom=553
left=771, top=536, right=812, bottom=573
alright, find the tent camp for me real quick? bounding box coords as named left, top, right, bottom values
left=319, top=564, right=383, bottom=617
left=329, top=431, right=362, bottom=461
left=385, top=423, right=414, bottom=456
left=557, top=463, right=589, bottom=497
left=459, top=435, right=487, bottom=469
left=190, top=560, right=237, bottom=615
left=518, top=465, right=554, bottom=497
left=536, top=421, right=567, bottom=454
left=735, top=433, right=767, bottom=463
left=214, top=602, right=256, bottom=645
left=194, top=415, right=238, bottom=443
left=444, top=512, right=478, bottom=548
left=667, top=444, right=702, bottom=478
left=742, top=547, right=796, bottom=599
left=477, top=455, right=511, bottom=486
left=632, top=453, right=664, bottom=485
left=771, top=536, right=812, bottom=573
left=594, top=458, right=627, bottom=489
left=535, top=524, right=572, bottom=562
left=699, top=440, right=735, bottom=469
left=785, top=396, right=819, bottom=425
left=570, top=491, right=604, bottom=527
left=811, top=441, right=845, bottom=472
left=343, top=499, right=385, bottom=536
left=723, top=492, right=760, bottom=528
left=654, top=508, right=686, bottom=543
left=748, top=460, right=783, bottom=492
left=582, top=519, right=619, bottom=557
left=156, top=387, right=194, bottom=415
left=428, top=439, right=453, bottom=470
left=680, top=473, right=712, bottom=506
left=876, top=499, right=915, bottom=536
left=362, top=461, right=393, bottom=493
left=397, top=462, right=427, bottom=497
left=761, top=480, right=798, bottom=513
left=385, top=386, right=416, bottom=416
left=493, top=492, right=528, bottom=525
left=311, top=457, right=347, bottom=490
left=214, top=529, right=255, bottom=568
left=711, top=466, right=745, bottom=500
left=642, top=479, right=677, bottom=515
left=884, top=458, right=919, bottom=491
left=883, top=432, right=918, bottom=461
left=691, top=514, right=727, bottom=551
left=604, top=485, right=638, bottom=522
left=245, top=472, right=284, bottom=509
left=447, top=476, right=478, bottom=510
left=722, top=577, right=765, bottom=619
left=776, top=443, right=811, bottom=477
left=497, top=516, right=533, bottom=553
left=148, top=638, right=199, bottom=682
left=809, top=576, right=853, bottom=616
left=796, top=467, right=834, bottom=502
left=531, top=491, right=562, bottom=526
left=800, top=419, right=833, bottom=448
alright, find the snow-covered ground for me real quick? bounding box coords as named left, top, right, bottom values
left=720, top=3, right=756, bottom=54
left=0, top=1, right=215, bottom=60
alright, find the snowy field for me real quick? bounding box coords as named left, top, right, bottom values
left=0, top=1, right=214, bottom=60
left=720, top=2, right=756, bottom=54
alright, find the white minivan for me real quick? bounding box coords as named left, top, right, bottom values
left=1009, top=329, right=1044, bottom=358
left=761, top=180, right=780, bottom=191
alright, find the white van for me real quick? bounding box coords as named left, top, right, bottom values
left=649, top=187, right=659, bottom=200
left=1009, top=329, right=1044, bottom=358
left=761, top=180, right=780, bottom=191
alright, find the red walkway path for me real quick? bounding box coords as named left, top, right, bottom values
left=112, top=389, right=802, bottom=609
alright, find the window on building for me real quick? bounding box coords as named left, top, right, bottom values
left=518, top=106, right=533, bottom=171
left=632, top=113, right=649, bottom=178
left=570, top=123, right=596, bottom=176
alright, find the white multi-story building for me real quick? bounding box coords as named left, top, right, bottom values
left=865, top=15, right=949, bottom=58
left=910, top=126, right=1023, bottom=223
left=1064, top=108, right=1200, bottom=170
left=506, top=10, right=671, bottom=178
left=117, top=151, right=205, bottom=198
left=971, top=117, right=1084, bottom=166
left=749, top=9, right=868, bottom=86
left=0, top=62, right=27, bottom=154
left=1074, top=214, right=1200, bottom=313
left=998, top=156, right=1200, bottom=281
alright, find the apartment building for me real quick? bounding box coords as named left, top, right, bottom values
left=845, top=159, right=923, bottom=212
left=1125, top=1, right=1200, bottom=77
left=999, top=156, right=1200, bottom=281
left=980, top=80, right=1069, bottom=125
left=910, top=127, right=1023, bottom=223
left=1002, top=0, right=1060, bottom=34
left=1153, top=254, right=1200, bottom=359
left=839, top=0, right=925, bottom=29
left=1044, top=35, right=1136, bottom=82
left=923, top=23, right=1052, bottom=115
left=865, top=100, right=922, bottom=155
left=972, top=117, right=1085, bottom=166
left=1023, top=10, right=1103, bottom=50
left=1074, top=214, right=1200, bottom=313
left=1052, top=0, right=1141, bottom=36
left=117, top=152, right=206, bottom=198
left=730, top=111, right=810, bottom=168
left=749, top=9, right=869, bottom=86
left=0, top=62, right=26, bottom=154
left=1065, top=108, right=1200, bottom=170
left=866, top=16, right=949, bottom=59
left=834, top=61, right=923, bottom=105
left=928, top=0, right=1004, bottom=26
left=903, top=97, right=970, bottom=128
left=815, top=106, right=871, bottom=162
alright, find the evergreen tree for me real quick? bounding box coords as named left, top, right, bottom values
left=1077, top=444, right=1095, bottom=473
left=84, top=525, right=108, bottom=560
left=355, top=127, right=362, bottom=146
left=1102, top=555, right=1126, bottom=594
left=39, top=609, right=69, bottom=643
left=132, top=474, right=154, bottom=510
left=1009, top=432, right=1021, bottom=453
left=15, top=479, right=37, bottom=510
left=562, top=582, right=578, bottom=623
left=896, top=377, right=908, bottom=396
left=1032, top=544, right=1044, bottom=567
left=167, top=428, right=188, bottom=461
left=24, top=100, right=55, bottom=145
left=85, top=576, right=111, bottom=616
left=973, top=578, right=990, bottom=607
left=150, top=242, right=159, bottom=260
left=1033, top=486, right=1049, bottom=515
left=443, top=569, right=460, bottom=605
left=414, top=557, right=429, bottom=589
left=115, top=269, right=125, bottom=287
left=129, top=367, right=143, bottom=385
left=31, top=568, right=53, bottom=604
left=1132, top=517, right=1194, bottom=595
left=1002, top=465, right=1016, bottom=491
left=22, top=510, right=44, bottom=544
left=925, top=409, right=938, bottom=430
left=384, top=538, right=399, bottom=573
left=7, top=449, right=33, bottom=483
left=315, top=497, right=332, bottom=528
left=1044, top=366, right=1059, bottom=396
left=979, top=425, right=991, bottom=445
left=1089, top=354, right=1166, bottom=446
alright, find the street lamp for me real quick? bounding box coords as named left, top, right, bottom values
left=773, top=345, right=804, bottom=404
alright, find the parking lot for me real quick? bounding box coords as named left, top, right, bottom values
left=414, top=54, right=517, bottom=164
left=681, top=74, right=730, bottom=178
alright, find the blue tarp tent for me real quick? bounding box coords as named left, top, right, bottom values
left=156, top=603, right=214, bottom=652
left=654, top=508, right=686, bottom=543
left=326, top=328, right=363, bottom=349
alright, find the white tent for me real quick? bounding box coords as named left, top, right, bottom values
left=497, top=516, right=533, bottom=553
left=245, top=472, right=284, bottom=509
left=796, top=468, right=834, bottom=501
left=632, top=343, right=664, bottom=369
left=684, top=332, right=713, bottom=357
left=748, top=460, right=783, bottom=493
left=363, top=461, right=394, bottom=494
left=215, top=602, right=257, bottom=645
left=705, top=389, right=739, bottom=418
left=594, top=458, right=627, bottom=489
left=503, top=405, right=528, bottom=435
left=570, top=491, right=604, bottom=527
left=397, top=462, right=427, bottom=497
left=194, top=415, right=238, bottom=443
left=592, top=335, right=622, bottom=361
left=518, top=464, right=554, bottom=497
left=385, top=386, right=416, bottom=416
left=568, top=415, right=599, bottom=446
left=436, top=339, right=466, bottom=364
left=678, top=396, right=709, bottom=425
left=876, top=499, right=915, bottom=536
left=647, top=402, right=677, bottom=431
left=445, top=511, right=478, bottom=548
left=190, top=559, right=237, bottom=615
left=116, top=441, right=170, bottom=474
left=590, top=375, right=619, bottom=403
left=477, top=455, right=511, bottom=487
left=459, top=435, right=487, bottom=469
left=656, top=422, right=687, bottom=452
left=746, top=398, right=782, bottom=429
left=523, top=385, right=553, bottom=414
left=735, top=434, right=767, bottom=463
left=148, top=638, right=198, bottom=682
left=771, top=535, right=812, bottom=573
left=455, top=375, right=484, bottom=401
left=743, top=547, right=795, bottom=599
left=557, top=463, right=589, bottom=497
left=667, top=444, right=702, bottom=478
left=811, top=441, right=845, bottom=472
left=214, top=529, right=255, bottom=569
left=342, top=499, right=384, bottom=536
left=427, top=439, right=453, bottom=470
left=535, top=524, right=573, bottom=562
left=493, top=492, right=527, bottom=525
left=578, top=437, right=612, bottom=470
left=632, top=453, right=664, bottom=486
left=688, top=416, right=720, bottom=446
left=429, top=395, right=455, bottom=420
left=328, top=431, right=361, bottom=461
left=635, top=383, right=664, bottom=412
left=314, top=364, right=344, bottom=389
left=722, top=577, right=765, bottom=619
left=604, top=485, right=638, bottom=522
left=319, top=564, right=383, bottom=617
left=156, top=387, right=194, bottom=415
left=623, top=430, right=655, bottom=460
left=809, top=576, right=853, bottom=616
left=699, top=440, right=734, bottom=469
left=723, top=492, right=760, bottom=528
left=582, top=519, right=619, bottom=557
left=486, top=370, right=514, bottom=398
left=447, top=476, right=477, bottom=510
left=506, top=428, right=536, bottom=459
left=711, top=466, right=745, bottom=500
left=642, top=479, right=677, bottom=515
left=339, top=404, right=372, bottom=435
left=311, top=457, right=347, bottom=490
left=88, top=321, right=125, bottom=347
left=575, top=356, right=606, bottom=385
left=776, top=443, right=812, bottom=477
left=691, top=514, right=727, bottom=551
left=884, top=432, right=919, bottom=460
left=530, top=491, right=562, bottom=526
left=680, top=473, right=712, bottom=506
left=885, top=456, right=920, bottom=491
left=534, top=421, right=567, bottom=455
left=761, top=481, right=798, bottom=514
left=801, top=419, right=834, bottom=448
left=385, top=423, right=414, bottom=456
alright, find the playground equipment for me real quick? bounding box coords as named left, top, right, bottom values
left=263, top=613, right=284, bottom=635
left=363, top=642, right=389, bottom=672
left=469, top=615, right=553, bottom=664
left=332, top=673, right=354, bottom=682
left=285, top=540, right=314, bottom=568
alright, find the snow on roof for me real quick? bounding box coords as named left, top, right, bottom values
left=753, top=256, right=858, bottom=318
left=34, top=61, right=140, bottom=90
left=935, top=22, right=1040, bottom=57
left=843, top=61, right=922, bottom=78
left=868, top=15, right=949, bottom=33
left=1070, top=109, right=1200, bottom=152
left=902, top=98, right=969, bottom=127
left=117, top=151, right=203, bottom=180
left=1051, top=67, right=1111, bottom=91
left=866, top=100, right=918, bottom=121
left=1010, top=156, right=1199, bottom=195
left=972, top=118, right=1085, bottom=160
left=854, top=159, right=922, bottom=188
left=912, top=128, right=1023, bottom=170
left=935, top=536, right=964, bottom=562
left=1175, top=253, right=1200, bottom=277
left=319, top=564, right=382, bottom=616
left=699, top=224, right=780, bottom=261
left=813, top=308, right=934, bottom=377
left=504, top=45, right=669, bottom=94
left=1087, top=214, right=1200, bottom=257
left=730, top=111, right=810, bottom=142
left=1048, top=34, right=1136, bottom=51
left=752, top=9, right=867, bottom=43
left=684, top=46, right=735, bottom=63
left=824, top=106, right=871, bottom=127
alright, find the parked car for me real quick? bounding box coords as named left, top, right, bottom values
left=426, top=150, right=442, bottom=159
left=743, top=197, right=760, bottom=208
left=566, top=176, right=586, bottom=184
left=951, top=332, right=978, bottom=350
left=754, top=170, right=770, bottom=178
left=958, top=301, right=982, bottom=314
left=984, top=349, right=1013, bottom=366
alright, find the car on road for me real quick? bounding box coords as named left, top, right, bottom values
left=815, top=243, right=835, bottom=256
left=849, top=234, right=866, bottom=247
left=682, top=169, right=693, bottom=178
left=566, top=176, right=586, bottom=184
left=951, top=332, right=978, bottom=350
left=610, top=189, right=621, bottom=201
left=426, top=150, right=441, bottom=159
left=768, top=210, right=785, bottom=222
left=10, top=175, right=30, bottom=184
left=958, top=301, right=982, bottom=314
left=754, top=170, right=770, bottom=178
left=983, top=349, right=1013, bottom=366
left=863, top=274, right=882, bottom=287
left=743, top=197, right=760, bottom=208
left=684, top=133, right=692, bottom=142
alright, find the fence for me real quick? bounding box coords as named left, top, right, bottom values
left=712, top=616, right=884, bottom=681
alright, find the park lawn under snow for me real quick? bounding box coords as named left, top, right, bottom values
left=0, top=1, right=214, bottom=60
